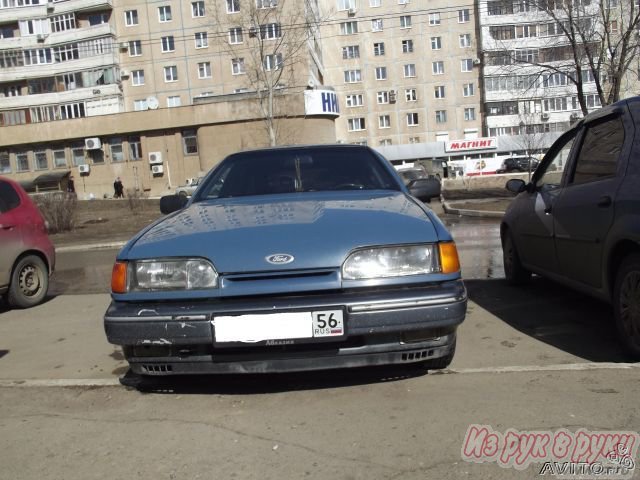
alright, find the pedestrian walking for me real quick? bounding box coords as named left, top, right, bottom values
left=113, top=177, right=124, bottom=198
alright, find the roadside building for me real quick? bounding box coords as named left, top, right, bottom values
left=0, top=0, right=336, bottom=198
left=319, top=0, right=482, bottom=147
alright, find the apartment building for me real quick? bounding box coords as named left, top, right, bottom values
left=478, top=0, right=616, bottom=140
left=320, top=0, right=482, bottom=148
left=0, top=0, right=335, bottom=197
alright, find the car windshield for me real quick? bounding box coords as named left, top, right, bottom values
left=399, top=170, right=423, bottom=182
left=197, top=148, right=401, bottom=199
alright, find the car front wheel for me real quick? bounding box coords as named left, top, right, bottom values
left=8, top=255, right=49, bottom=309
left=613, top=253, right=640, bottom=358
left=502, top=230, right=531, bottom=285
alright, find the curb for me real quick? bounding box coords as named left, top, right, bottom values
left=56, top=241, right=127, bottom=253
left=441, top=200, right=505, bottom=219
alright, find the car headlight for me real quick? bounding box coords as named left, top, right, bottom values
left=342, top=244, right=440, bottom=280
left=111, top=258, right=218, bottom=293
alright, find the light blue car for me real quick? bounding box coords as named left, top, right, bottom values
left=104, top=145, right=467, bottom=376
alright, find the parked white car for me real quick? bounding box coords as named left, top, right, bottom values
left=175, top=177, right=204, bottom=197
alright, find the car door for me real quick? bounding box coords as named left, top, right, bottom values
left=0, top=180, right=24, bottom=288
left=513, top=129, right=577, bottom=274
left=552, top=110, right=629, bottom=288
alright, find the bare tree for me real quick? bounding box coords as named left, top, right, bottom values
left=484, top=0, right=640, bottom=114
left=213, top=0, right=321, bottom=146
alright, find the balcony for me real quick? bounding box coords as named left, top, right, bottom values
left=48, top=23, right=115, bottom=45
left=0, top=50, right=118, bottom=82
left=0, top=83, right=120, bottom=109
left=0, top=0, right=112, bottom=23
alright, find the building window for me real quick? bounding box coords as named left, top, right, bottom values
left=256, top=0, right=278, bottom=8
left=128, top=136, right=142, bottom=160
left=227, top=0, right=240, bottom=13
left=429, top=13, right=441, bottom=25
left=88, top=13, right=108, bottom=25
left=407, top=113, right=419, bottom=126
left=461, top=59, right=473, bottom=72
left=403, top=64, right=416, bottom=78
left=229, top=27, right=243, bottom=44
left=370, top=0, right=381, bottom=5
left=260, top=23, right=282, bottom=40
left=435, top=110, right=447, bottom=123
left=50, top=13, right=76, bottom=33
left=167, top=96, right=181, bottom=108
left=16, top=152, right=29, bottom=172
left=109, top=138, right=124, bottom=162
left=340, top=21, right=358, bottom=35
left=183, top=129, right=198, bottom=155
left=198, top=61, right=211, bottom=78
left=400, top=15, right=411, bottom=28
left=263, top=53, right=283, bottom=71
left=161, top=36, right=175, bottom=53
left=371, top=19, right=383, bottom=32
left=71, top=143, right=85, bottom=166
left=464, top=107, right=476, bottom=121
left=133, top=99, right=147, bottom=110
left=377, top=91, right=389, bottom=104
left=131, top=70, right=144, bottom=86
left=432, top=61, right=444, bottom=75
left=125, top=10, right=138, bottom=26
left=192, top=1, right=205, bottom=17
left=373, top=42, right=385, bottom=56
left=232, top=58, right=245, bottom=75
left=431, top=37, right=441, bottom=50
left=195, top=32, right=208, bottom=48
left=337, top=0, right=356, bottom=10
left=345, top=94, right=364, bottom=107
left=60, top=102, right=85, bottom=119
left=344, top=69, right=362, bottom=83
left=380, top=139, right=392, bottom=146
left=403, top=89, right=417, bottom=102
left=409, top=136, right=420, bottom=144
left=0, top=152, right=10, bottom=173
left=402, top=39, right=413, bottom=53
left=35, top=150, right=48, bottom=170
left=458, top=9, right=470, bottom=22
left=434, top=85, right=445, bottom=98
left=459, top=34, right=471, bottom=48
left=342, top=45, right=360, bottom=59
left=129, top=40, right=142, bottom=56
left=53, top=149, right=66, bottom=168
left=158, top=5, right=172, bottom=22
left=379, top=115, right=391, bottom=128
left=463, top=83, right=475, bottom=96
left=375, top=66, right=387, bottom=80
left=164, top=65, right=178, bottom=82
left=347, top=118, right=366, bottom=131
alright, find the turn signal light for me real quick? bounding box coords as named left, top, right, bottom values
left=111, top=261, right=128, bottom=293
left=439, top=242, right=460, bottom=274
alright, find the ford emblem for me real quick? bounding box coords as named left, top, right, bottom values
left=266, top=254, right=294, bottom=265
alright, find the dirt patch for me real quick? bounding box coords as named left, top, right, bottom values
left=50, top=198, right=164, bottom=248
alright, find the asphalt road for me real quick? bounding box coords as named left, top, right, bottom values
left=2, top=212, right=639, bottom=479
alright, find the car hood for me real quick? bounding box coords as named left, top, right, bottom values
left=123, top=191, right=440, bottom=273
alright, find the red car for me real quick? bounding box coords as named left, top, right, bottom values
left=0, top=176, right=55, bottom=308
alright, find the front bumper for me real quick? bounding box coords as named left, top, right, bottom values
left=104, top=279, right=467, bottom=374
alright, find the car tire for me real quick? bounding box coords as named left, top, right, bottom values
left=425, top=335, right=456, bottom=370
left=502, top=230, right=531, bottom=285
left=7, top=255, right=49, bottom=309
left=613, top=253, right=640, bottom=359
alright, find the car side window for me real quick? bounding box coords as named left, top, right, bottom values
left=0, top=180, right=20, bottom=214
left=536, top=134, right=575, bottom=190
left=570, top=116, right=624, bottom=185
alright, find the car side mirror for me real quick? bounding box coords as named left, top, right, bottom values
left=505, top=178, right=527, bottom=194
left=160, top=194, right=188, bottom=214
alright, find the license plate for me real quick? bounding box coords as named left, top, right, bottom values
left=213, top=309, right=344, bottom=344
